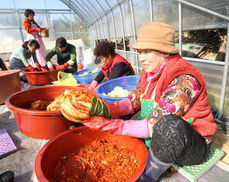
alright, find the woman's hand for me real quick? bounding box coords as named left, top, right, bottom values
left=88, top=80, right=98, bottom=90
left=31, top=28, right=42, bottom=33
left=56, top=60, right=74, bottom=70
left=60, top=96, right=135, bottom=123
left=83, top=116, right=150, bottom=138
left=46, top=61, right=56, bottom=71
left=26, top=64, right=37, bottom=72
left=35, top=63, right=48, bottom=71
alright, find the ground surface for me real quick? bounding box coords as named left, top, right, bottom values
left=212, top=124, right=229, bottom=164
left=0, top=83, right=229, bottom=182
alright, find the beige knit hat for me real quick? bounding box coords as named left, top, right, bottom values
left=132, top=22, right=179, bottom=54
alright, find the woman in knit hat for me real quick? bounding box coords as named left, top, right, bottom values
left=73, top=22, right=217, bottom=181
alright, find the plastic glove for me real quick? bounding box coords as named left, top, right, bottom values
left=56, top=60, right=74, bottom=70
left=77, top=62, right=84, bottom=71
left=35, top=63, right=46, bottom=71
left=89, top=97, right=137, bottom=118
left=46, top=61, right=56, bottom=71
left=31, top=28, right=42, bottom=33
left=44, top=65, right=49, bottom=71
left=106, top=98, right=138, bottom=117
left=88, top=80, right=98, bottom=90
left=60, top=96, right=136, bottom=122
left=26, top=64, right=37, bottom=72
left=83, top=116, right=150, bottom=138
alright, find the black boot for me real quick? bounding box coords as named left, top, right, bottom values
left=138, top=148, right=173, bottom=182
left=0, top=171, right=14, bottom=182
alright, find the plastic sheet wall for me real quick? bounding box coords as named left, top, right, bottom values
left=80, top=0, right=229, bottom=117
left=1, top=0, right=229, bottom=116
left=87, top=0, right=228, bottom=40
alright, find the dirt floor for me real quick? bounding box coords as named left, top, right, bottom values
left=212, top=124, right=229, bottom=165
left=1, top=100, right=229, bottom=182
left=1, top=83, right=229, bottom=182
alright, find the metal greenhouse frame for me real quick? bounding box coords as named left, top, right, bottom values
left=61, top=0, right=229, bottom=118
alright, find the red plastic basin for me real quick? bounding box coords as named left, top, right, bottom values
left=23, top=69, right=62, bottom=85
left=5, top=86, right=98, bottom=139
left=35, top=126, right=147, bottom=182
left=0, top=70, right=21, bottom=104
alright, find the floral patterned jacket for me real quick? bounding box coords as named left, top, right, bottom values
left=128, top=54, right=217, bottom=140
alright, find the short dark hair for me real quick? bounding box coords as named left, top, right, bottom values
left=56, top=37, right=67, bottom=48
left=22, top=39, right=40, bottom=50
left=24, top=9, right=35, bottom=17
left=94, top=41, right=115, bottom=57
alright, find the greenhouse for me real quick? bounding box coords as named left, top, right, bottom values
left=0, top=0, right=229, bottom=181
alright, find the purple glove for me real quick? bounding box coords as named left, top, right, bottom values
left=89, top=80, right=98, bottom=90
left=83, top=116, right=150, bottom=138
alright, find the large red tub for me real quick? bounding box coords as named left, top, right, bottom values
left=35, top=126, right=148, bottom=182
left=22, top=69, right=62, bottom=85
left=5, top=86, right=98, bottom=139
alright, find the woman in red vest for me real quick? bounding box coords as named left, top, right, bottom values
left=69, top=22, right=217, bottom=181
left=89, top=41, right=135, bottom=89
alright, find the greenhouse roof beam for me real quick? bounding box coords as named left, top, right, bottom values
left=79, top=0, right=104, bottom=40
left=87, top=0, right=127, bottom=27
left=129, top=0, right=139, bottom=74
left=0, top=8, right=71, bottom=12
left=85, top=0, right=101, bottom=17
left=95, top=0, right=111, bottom=41
left=176, top=0, right=229, bottom=21
left=84, top=0, right=105, bottom=41
left=73, top=0, right=96, bottom=23
left=218, top=23, right=229, bottom=118
left=60, top=0, right=90, bottom=24
left=104, top=0, right=117, bottom=50
left=118, top=3, right=126, bottom=58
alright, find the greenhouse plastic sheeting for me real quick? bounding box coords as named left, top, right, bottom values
left=61, top=0, right=229, bottom=38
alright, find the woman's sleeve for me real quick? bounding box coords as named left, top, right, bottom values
left=148, top=74, right=200, bottom=128
left=70, top=47, right=76, bottom=62
left=45, top=47, right=56, bottom=62
left=94, top=70, right=105, bottom=83
left=23, top=18, right=31, bottom=34
left=108, top=62, right=126, bottom=80
left=32, top=52, right=39, bottom=64
left=18, top=49, right=30, bottom=66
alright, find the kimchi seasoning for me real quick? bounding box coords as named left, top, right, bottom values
left=52, top=139, right=139, bottom=182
